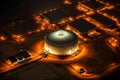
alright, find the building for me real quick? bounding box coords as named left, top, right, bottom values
left=44, top=30, right=78, bottom=56
left=90, top=13, right=117, bottom=29
left=81, top=0, right=104, bottom=10
left=69, top=19, right=96, bottom=33
left=43, top=9, right=69, bottom=23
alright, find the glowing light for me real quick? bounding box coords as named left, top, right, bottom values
left=72, top=64, right=81, bottom=72
left=50, top=30, right=71, bottom=39
left=12, top=34, right=25, bottom=43
left=34, top=15, right=42, bottom=24
left=59, top=20, right=66, bottom=24
left=63, top=0, right=72, bottom=5
left=107, top=37, right=119, bottom=48
left=0, top=36, right=7, bottom=41
left=68, top=17, right=74, bottom=21
left=6, top=60, right=18, bottom=66
left=27, top=31, right=32, bottom=35
left=76, top=2, right=90, bottom=12
left=88, top=30, right=101, bottom=37
left=65, top=25, right=72, bottom=31
left=35, top=29, right=41, bottom=32
left=58, top=30, right=65, bottom=36
left=51, top=24, right=56, bottom=26
left=32, top=40, right=44, bottom=54
left=41, top=26, right=46, bottom=30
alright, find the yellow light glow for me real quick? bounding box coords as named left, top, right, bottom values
left=68, top=17, right=74, bottom=21
left=64, top=0, right=72, bottom=5
left=32, top=40, right=44, bottom=54
left=88, top=30, right=101, bottom=37
left=35, top=29, right=41, bottom=32
left=34, top=15, right=42, bottom=24
left=107, top=37, right=119, bottom=48
left=12, top=34, right=25, bottom=43
left=71, top=64, right=81, bottom=72
left=65, top=25, right=72, bottom=31
left=76, top=2, right=91, bottom=12
left=27, top=31, right=32, bottom=35
left=0, top=36, right=7, bottom=41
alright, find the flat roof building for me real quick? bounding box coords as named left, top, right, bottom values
left=82, top=0, right=104, bottom=10
left=100, top=0, right=120, bottom=5
left=69, top=19, right=96, bottom=33
left=63, top=5, right=84, bottom=17
left=102, top=8, right=120, bottom=20
left=29, top=0, right=64, bottom=12
left=90, top=13, right=117, bottom=29
left=43, top=9, right=69, bottom=23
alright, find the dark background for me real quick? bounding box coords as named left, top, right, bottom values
left=0, top=0, right=30, bottom=26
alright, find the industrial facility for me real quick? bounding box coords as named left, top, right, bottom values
left=0, top=0, right=120, bottom=80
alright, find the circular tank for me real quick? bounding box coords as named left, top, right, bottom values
left=44, top=30, right=78, bottom=56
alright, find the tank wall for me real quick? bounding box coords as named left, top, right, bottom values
left=44, top=42, right=78, bottom=55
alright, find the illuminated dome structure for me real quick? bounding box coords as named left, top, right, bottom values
left=44, top=30, right=78, bottom=56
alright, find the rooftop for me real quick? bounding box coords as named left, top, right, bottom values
left=103, top=8, right=120, bottom=20
left=43, top=9, right=69, bottom=23
left=100, top=0, right=120, bottom=5
left=69, top=19, right=96, bottom=32
left=1, top=18, right=38, bottom=35
left=29, top=0, right=63, bottom=12
left=90, top=13, right=117, bottom=29
left=82, top=0, right=104, bottom=10
left=63, top=5, right=84, bottom=17
left=44, top=30, right=78, bottom=47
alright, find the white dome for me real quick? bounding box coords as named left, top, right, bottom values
left=44, top=30, right=79, bottom=56
left=44, top=30, right=78, bottom=47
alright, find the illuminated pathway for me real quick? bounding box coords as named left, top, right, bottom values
left=66, top=61, right=119, bottom=79
left=40, top=43, right=89, bottom=64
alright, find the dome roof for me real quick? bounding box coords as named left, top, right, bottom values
left=44, top=30, right=78, bottom=47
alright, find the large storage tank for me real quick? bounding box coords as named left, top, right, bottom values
left=44, top=30, right=78, bottom=56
